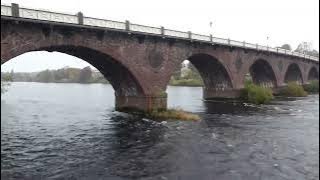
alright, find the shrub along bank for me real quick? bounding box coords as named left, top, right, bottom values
left=240, top=80, right=273, bottom=104
left=304, top=80, right=319, bottom=93
left=279, top=82, right=308, bottom=97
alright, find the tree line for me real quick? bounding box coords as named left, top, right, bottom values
left=277, top=42, right=319, bottom=57
left=1, top=66, right=109, bottom=84
left=169, top=62, right=204, bottom=86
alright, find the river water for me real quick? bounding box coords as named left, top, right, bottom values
left=1, top=82, right=319, bottom=180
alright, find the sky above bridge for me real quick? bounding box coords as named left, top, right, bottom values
left=1, top=0, right=319, bottom=72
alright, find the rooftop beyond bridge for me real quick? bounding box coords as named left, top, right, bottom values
left=1, top=3, right=319, bottom=111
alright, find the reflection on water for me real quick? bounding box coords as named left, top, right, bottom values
left=1, top=82, right=319, bottom=180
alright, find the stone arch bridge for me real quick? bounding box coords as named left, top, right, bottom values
left=1, top=4, right=319, bottom=111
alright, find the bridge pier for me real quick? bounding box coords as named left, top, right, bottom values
left=203, top=88, right=242, bottom=99
left=115, top=95, right=167, bottom=112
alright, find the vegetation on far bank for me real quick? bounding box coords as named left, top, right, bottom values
left=169, top=62, right=204, bottom=87
left=1, top=73, right=12, bottom=95
left=170, top=79, right=203, bottom=87
left=1, top=66, right=109, bottom=84
left=1, top=81, right=10, bottom=95
left=2, top=64, right=205, bottom=86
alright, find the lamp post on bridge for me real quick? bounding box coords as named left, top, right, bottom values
left=209, top=21, right=213, bottom=33
left=209, top=21, right=213, bottom=39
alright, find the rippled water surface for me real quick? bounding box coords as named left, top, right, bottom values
left=1, top=82, right=319, bottom=180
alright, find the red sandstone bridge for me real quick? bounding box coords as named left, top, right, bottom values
left=1, top=3, right=319, bottom=111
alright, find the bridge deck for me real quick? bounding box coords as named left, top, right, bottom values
left=1, top=3, right=318, bottom=62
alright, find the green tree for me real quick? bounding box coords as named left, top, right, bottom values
left=1, top=72, right=12, bottom=95
left=309, top=50, right=319, bottom=57
left=295, top=42, right=311, bottom=53
left=36, top=69, right=55, bottom=82
left=280, top=44, right=292, bottom=51
left=294, top=42, right=319, bottom=57
left=9, top=70, right=14, bottom=81
left=78, top=66, right=92, bottom=83
left=1, top=81, right=9, bottom=94
left=1, top=72, right=13, bottom=82
left=171, top=63, right=184, bottom=80
left=53, top=68, right=67, bottom=81
left=66, top=68, right=81, bottom=83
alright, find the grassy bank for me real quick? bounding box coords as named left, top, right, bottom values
left=304, top=80, right=319, bottom=93
left=146, top=108, right=200, bottom=121
left=169, top=79, right=203, bottom=87
left=240, top=80, right=273, bottom=104
left=279, top=82, right=308, bottom=97
left=116, top=107, right=200, bottom=121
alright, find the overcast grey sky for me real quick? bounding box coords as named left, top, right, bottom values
left=1, top=0, right=319, bottom=72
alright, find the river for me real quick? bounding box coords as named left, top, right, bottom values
left=1, top=82, right=319, bottom=180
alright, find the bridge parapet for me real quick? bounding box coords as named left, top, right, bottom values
left=1, top=3, right=319, bottom=62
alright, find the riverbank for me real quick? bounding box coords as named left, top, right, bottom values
left=7, top=80, right=202, bottom=86
left=8, top=80, right=110, bottom=84
left=169, top=79, right=203, bottom=87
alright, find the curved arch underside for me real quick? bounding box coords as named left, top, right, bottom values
left=249, top=59, right=277, bottom=88
left=188, top=54, right=233, bottom=90
left=284, top=63, right=303, bottom=84
left=3, top=45, right=145, bottom=97
left=308, top=67, right=319, bottom=81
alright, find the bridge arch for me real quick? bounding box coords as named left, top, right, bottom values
left=188, top=54, right=233, bottom=88
left=1, top=45, right=145, bottom=96
left=1, top=45, right=149, bottom=111
left=308, top=66, right=319, bottom=81
left=2, top=19, right=172, bottom=111
left=248, top=59, right=277, bottom=88
left=186, top=53, right=234, bottom=98
left=284, top=63, right=303, bottom=84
